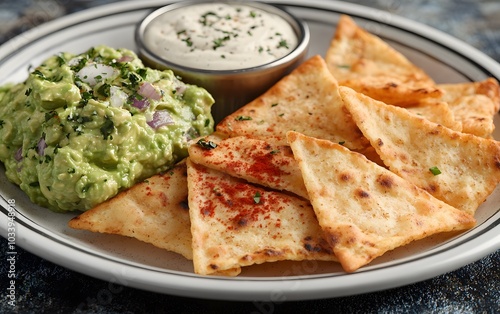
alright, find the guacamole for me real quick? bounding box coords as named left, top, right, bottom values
left=0, top=46, right=214, bottom=212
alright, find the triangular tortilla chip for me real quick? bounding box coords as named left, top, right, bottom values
left=69, top=161, right=193, bottom=260
left=438, top=78, right=500, bottom=138
left=186, top=158, right=336, bottom=276
left=287, top=131, right=476, bottom=272
left=188, top=134, right=308, bottom=199
left=406, top=99, right=462, bottom=132
left=325, top=15, right=442, bottom=106
left=339, top=86, right=500, bottom=215
left=216, top=55, right=368, bottom=150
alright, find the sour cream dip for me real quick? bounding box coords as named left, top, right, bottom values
left=142, top=2, right=299, bottom=70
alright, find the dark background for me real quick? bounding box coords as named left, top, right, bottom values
left=0, top=0, right=499, bottom=313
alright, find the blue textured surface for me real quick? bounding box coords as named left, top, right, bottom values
left=0, top=0, right=499, bottom=313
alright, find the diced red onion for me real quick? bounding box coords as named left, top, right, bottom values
left=132, top=98, right=149, bottom=110
left=147, top=110, right=174, bottom=129
left=14, top=147, right=23, bottom=162
left=138, top=82, right=161, bottom=100
left=175, top=84, right=187, bottom=95
left=117, top=55, right=134, bottom=62
left=37, top=137, right=47, bottom=156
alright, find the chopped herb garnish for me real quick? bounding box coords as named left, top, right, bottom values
left=56, top=54, right=65, bottom=66
left=73, top=125, right=83, bottom=135
left=253, top=192, right=261, bottom=204
left=271, top=103, right=278, bottom=107
left=100, top=116, right=115, bottom=140
left=128, top=72, right=142, bottom=87
left=53, top=144, right=61, bottom=154
left=137, top=68, right=148, bottom=79
left=197, top=138, right=218, bottom=150
left=97, top=83, right=110, bottom=97
left=79, top=91, right=94, bottom=106
left=429, top=166, right=442, bottom=176
left=199, top=11, right=219, bottom=26
left=25, top=88, right=32, bottom=96
left=338, top=141, right=345, bottom=145
left=270, top=149, right=280, bottom=155
left=277, top=39, right=289, bottom=49
left=213, top=36, right=230, bottom=50
left=235, top=115, right=252, bottom=121
left=33, top=70, right=46, bottom=79
left=182, top=37, right=193, bottom=47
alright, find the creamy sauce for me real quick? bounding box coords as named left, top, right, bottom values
left=143, top=3, right=298, bottom=70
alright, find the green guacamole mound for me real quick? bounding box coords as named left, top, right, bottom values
left=0, top=45, right=214, bottom=212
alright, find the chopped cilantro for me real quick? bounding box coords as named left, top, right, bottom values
left=429, top=166, right=442, bottom=176
left=253, top=192, right=261, bottom=204
left=97, top=83, right=111, bottom=97
left=277, top=39, right=289, bottom=49
left=100, top=116, right=115, bottom=140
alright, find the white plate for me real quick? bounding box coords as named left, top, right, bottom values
left=1, top=0, right=499, bottom=302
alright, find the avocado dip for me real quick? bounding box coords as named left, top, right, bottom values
left=0, top=45, right=214, bottom=212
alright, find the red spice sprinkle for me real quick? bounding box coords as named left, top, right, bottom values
left=158, top=192, right=168, bottom=207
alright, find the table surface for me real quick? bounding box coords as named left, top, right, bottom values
left=0, top=0, right=499, bottom=313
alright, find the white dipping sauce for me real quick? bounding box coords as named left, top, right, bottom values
left=143, top=3, right=298, bottom=70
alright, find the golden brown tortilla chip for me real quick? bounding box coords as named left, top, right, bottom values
left=339, top=86, right=500, bottom=215
left=69, top=161, right=193, bottom=260
left=438, top=78, right=500, bottom=138
left=186, top=158, right=336, bottom=276
left=287, top=131, right=476, bottom=273
left=216, top=55, right=368, bottom=150
left=188, top=134, right=308, bottom=199
left=406, top=98, right=462, bottom=132
left=325, top=15, right=442, bottom=106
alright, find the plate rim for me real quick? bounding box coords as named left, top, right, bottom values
left=0, top=0, right=499, bottom=301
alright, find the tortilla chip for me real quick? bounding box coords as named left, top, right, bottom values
left=68, top=161, right=193, bottom=260
left=406, top=98, right=462, bottom=132
left=287, top=131, right=476, bottom=272
left=339, top=86, right=500, bottom=215
left=186, top=158, right=336, bottom=276
left=325, top=15, right=442, bottom=106
left=438, top=78, right=500, bottom=138
left=216, top=55, right=368, bottom=150
left=188, top=134, right=308, bottom=199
